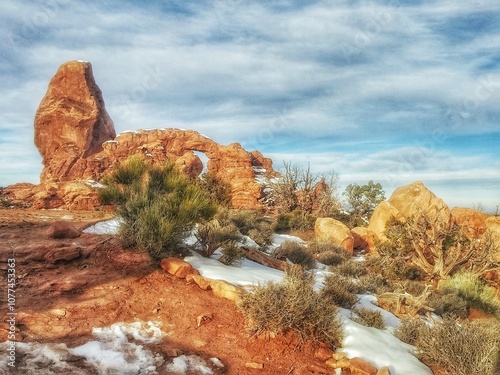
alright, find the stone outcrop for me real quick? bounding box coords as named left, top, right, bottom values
left=160, top=258, right=200, bottom=279
left=351, top=227, right=376, bottom=253
left=368, top=181, right=452, bottom=243
left=35, top=61, right=116, bottom=184
left=315, top=218, right=354, bottom=254
left=46, top=221, right=80, bottom=239
left=451, top=207, right=490, bottom=238
left=4, top=60, right=276, bottom=210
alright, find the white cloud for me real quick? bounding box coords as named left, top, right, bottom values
left=0, top=0, right=499, bottom=210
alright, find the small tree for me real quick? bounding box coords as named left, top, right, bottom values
left=266, top=161, right=340, bottom=216
left=198, top=172, right=232, bottom=207
left=343, top=180, right=385, bottom=227
left=99, top=156, right=217, bottom=260
left=379, top=212, right=500, bottom=284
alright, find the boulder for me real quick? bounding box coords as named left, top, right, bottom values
left=368, top=181, right=453, bottom=246
left=44, top=246, right=81, bottom=263
left=210, top=279, right=244, bottom=302
left=387, top=181, right=452, bottom=232
left=376, top=366, right=392, bottom=375
left=315, top=218, right=354, bottom=254
left=349, top=357, right=378, bottom=375
left=160, top=258, right=200, bottom=279
left=314, top=347, right=334, bottom=362
left=367, top=201, right=403, bottom=243
left=485, top=216, right=500, bottom=262
left=46, top=221, right=80, bottom=239
left=451, top=207, right=490, bottom=238
left=190, top=275, right=212, bottom=290
left=351, top=227, right=376, bottom=253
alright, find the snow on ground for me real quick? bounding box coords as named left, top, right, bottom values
left=338, top=315, right=432, bottom=375
left=0, top=321, right=222, bottom=375
left=83, top=217, right=122, bottom=235
left=185, top=250, right=284, bottom=288
left=80, top=218, right=431, bottom=375
left=69, top=321, right=165, bottom=374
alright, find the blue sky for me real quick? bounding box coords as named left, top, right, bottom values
left=1, top=0, right=499, bottom=212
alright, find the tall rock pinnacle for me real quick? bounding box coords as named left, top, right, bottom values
left=34, top=60, right=116, bottom=184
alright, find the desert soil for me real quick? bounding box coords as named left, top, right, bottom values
left=0, top=209, right=332, bottom=374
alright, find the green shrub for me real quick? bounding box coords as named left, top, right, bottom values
left=441, top=271, right=500, bottom=317
left=397, top=317, right=500, bottom=375
left=274, top=210, right=317, bottom=232
left=321, top=274, right=359, bottom=308
left=248, top=220, right=274, bottom=248
left=219, top=240, right=247, bottom=266
left=227, top=210, right=261, bottom=235
left=238, top=266, right=343, bottom=347
left=195, top=220, right=241, bottom=257
left=426, top=290, right=468, bottom=319
left=220, top=209, right=275, bottom=248
left=112, top=156, right=148, bottom=185
left=273, top=241, right=316, bottom=269
left=351, top=307, right=386, bottom=329
left=99, top=157, right=217, bottom=260
left=198, top=172, right=232, bottom=207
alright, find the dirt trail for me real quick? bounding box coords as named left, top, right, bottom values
left=0, top=209, right=329, bottom=374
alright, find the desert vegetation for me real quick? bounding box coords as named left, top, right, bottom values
left=238, top=265, right=343, bottom=348
left=98, top=156, right=217, bottom=259
left=96, top=157, right=500, bottom=374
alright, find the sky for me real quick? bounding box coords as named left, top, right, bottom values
left=1, top=0, right=499, bottom=212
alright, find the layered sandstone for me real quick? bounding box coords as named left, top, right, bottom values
left=5, top=60, right=275, bottom=210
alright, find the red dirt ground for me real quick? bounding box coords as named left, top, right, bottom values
left=0, top=209, right=334, bottom=374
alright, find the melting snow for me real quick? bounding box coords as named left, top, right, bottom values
left=83, top=217, right=122, bottom=235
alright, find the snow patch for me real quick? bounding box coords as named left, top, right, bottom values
left=85, top=179, right=105, bottom=189
left=83, top=218, right=122, bottom=235
left=166, top=355, right=213, bottom=374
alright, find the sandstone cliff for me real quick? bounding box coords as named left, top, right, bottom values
left=3, top=61, right=276, bottom=210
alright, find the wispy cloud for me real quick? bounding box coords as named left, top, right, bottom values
left=0, top=0, right=499, bottom=210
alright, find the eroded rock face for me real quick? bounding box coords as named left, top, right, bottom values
left=368, top=181, right=453, bottom=243
left=387, top=181, right=453, bottom=232
left=35, top=60, right=116, bottom=185
left=451, top=207, right=490, bottom=238
left=9, top=60, right=276, bottom=210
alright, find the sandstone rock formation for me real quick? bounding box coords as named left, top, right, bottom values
left=315, top=218, right=354, bottom=254
left=46, top=221, right=80, bottom=239
left=35, top=61, right=116, bottom=184
left=368, top=181, right=452, bottom=242
left=4, top=60, right=276, bottom=210
left=451, top=207, right=490, bottom=238
left=351, top=227, right=376, bottom=253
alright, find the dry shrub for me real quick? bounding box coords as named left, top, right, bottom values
left=219, top=241, right=247, bottom=266
left=357, top=274, right=394, bottom=295
left=397, top=318, right=500, bottom=375
left=321, top=273, right=359, bottom=308
left=309, top=242, right=351, bottom=266
left=333, top=259, right=367, bottom=278
left=352, top=307, right=386, bottom=329
left=426, top=290, right=468, bottom=319
left=238, top=266, right=343, bottom=347
left=273, top=241, right=316, bottom=269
